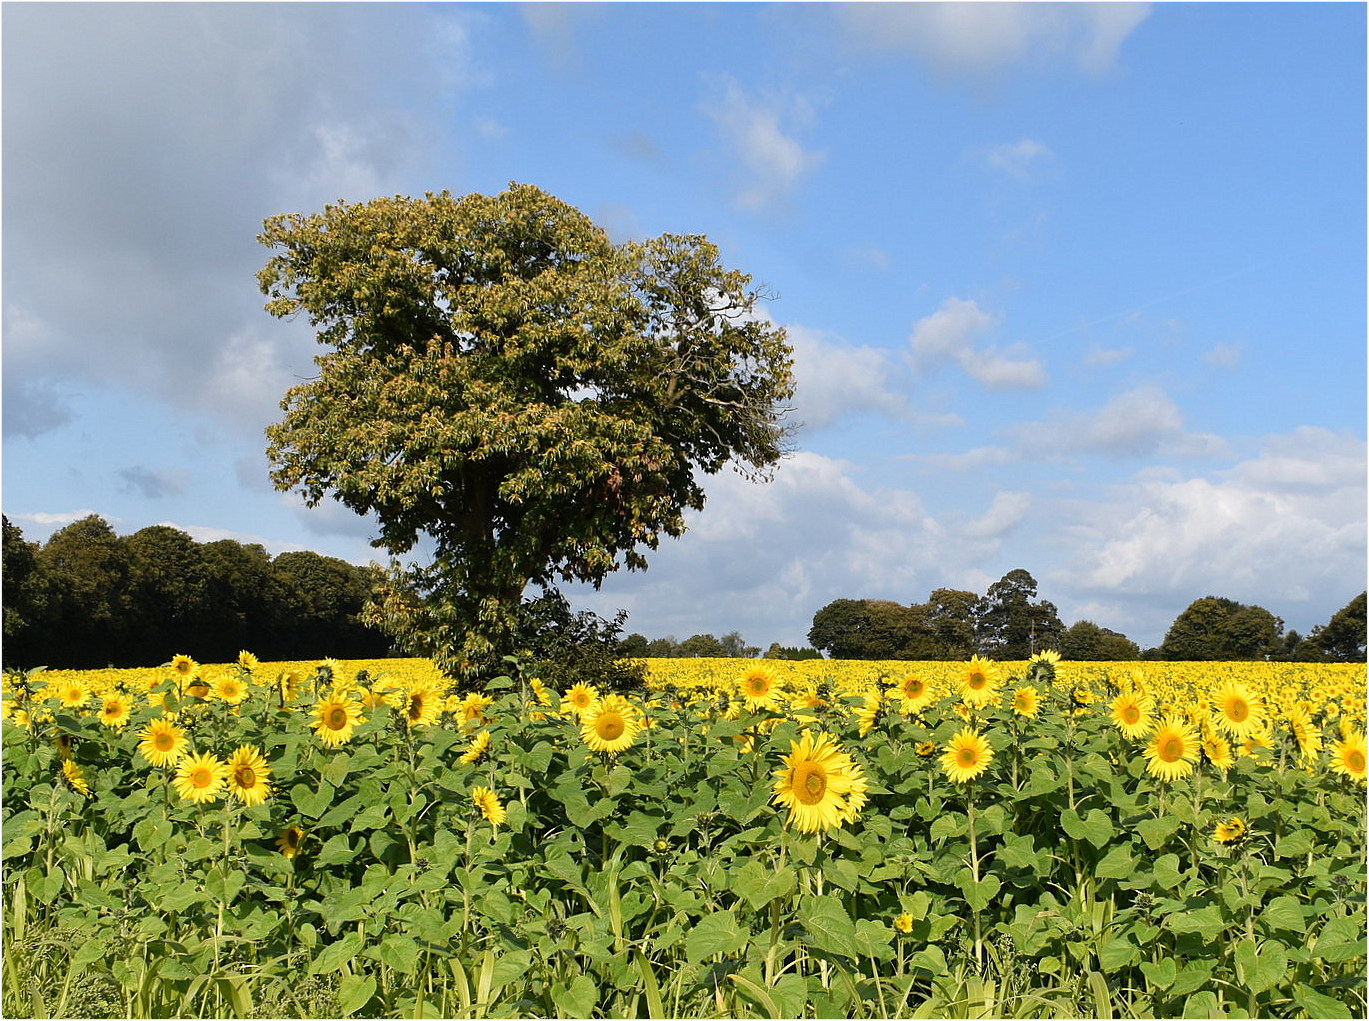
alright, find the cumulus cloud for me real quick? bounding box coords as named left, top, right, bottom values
left=116, top=466, right=186, bottom=500
left=1055, top=427, right=1366, bottom=644
left=836, top=2, right=1151, bottom=77
left=786, top=325, right=908, bottom=429
left=3, top=3, right=462, bottom=438
left=1009, top=385, right=1229, bottom=460
left=702, top=76, right=825, bottom=210
left=909, top=297, right=1047, bottom=389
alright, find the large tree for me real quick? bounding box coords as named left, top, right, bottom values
left=259, top=184, right=794, bottom=677
left=973, top=569, right=1064, bottom=659
left=1159, top=596, right=1285, bottom=661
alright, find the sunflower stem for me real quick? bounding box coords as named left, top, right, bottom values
left=966, top=781, right=983, bottom=970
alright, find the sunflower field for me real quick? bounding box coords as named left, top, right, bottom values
left=2, top=653, right=1365, bottom=1019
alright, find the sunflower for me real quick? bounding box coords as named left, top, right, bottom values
left=312, top=695, right=364, bottom=748
left=1144, top=716, right=1200, bottom=782
left=51, top=679, right=90, bottom=709
left=1202, top=733, right=1234, bottom=773
left=528, top=677, right=555, bottom=708
left=895, top=674, right=936, bottom=715
left=855, top=693, right=882, bottom=738
left=277, top=824, right=304, bottom=859
left=893, top=912, right=914, bottom=934
left=278, top=669, right=305, bottom=704
left=62, top=759, right=91, bottom=797
left=173, top=750, right=227, bottom=804
left=1110, top=691, right=1155, bottom=740
left=212, top=672, right=250, bottom=705
left=914, top=741, right=937, bottom=758
left=169, top=654, right=198, bottom=678
left=404, top=685, right=443, bottom=728
left=53, top=733, right=74, bottom=760
left=1213, top=816, right=1247, bottom=844
left=941, top=728, right=994, bottom=784
left=738, top=666, right=780, bottom=710
left=1212, top=682, right=1264, bottom=740
left=237, top=650, right=260, bottom=673
left=225, top=745, right=272, bottom=807
left=959, top=656, right=1001, bottom=710
left=1328, top=731, right=1367, bottom=782
left=563, top=682, right=600, bottom=719
left=1011, top=687, right=1040, bottom=719
left=137, top=718, right=189, bottom=768
left=460, top=691, right=494, bottom=728
left=459, top=729, right=491, bottom=765
left=97, top=693, right=132, bottom=730
left=471, top=786, right=507, bottom=829
left=770, top=731, right=868, bottom=834
left=1285, top=705, right=1323, bottom=762
left=581, top=694, right=642, bottom=756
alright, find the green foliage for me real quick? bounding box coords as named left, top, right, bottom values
left=1160, top=596, right=1286, bottom=661
left=3, top=657, right=1365, bottom=1018
left=258, top=183, right=795, bottom=679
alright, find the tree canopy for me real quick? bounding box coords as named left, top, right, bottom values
left=259, top=183, right=794, bottom=678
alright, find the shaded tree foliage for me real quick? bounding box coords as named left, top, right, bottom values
left=1, top=515, right=387, bottom=669
left=1059, top=620, right=1141, bottom=661
left=1158, top=596, right=1285, bottom=661
left=973, top=569, right=1064, bottom=659
left=258, top=183, right=794, bottom=680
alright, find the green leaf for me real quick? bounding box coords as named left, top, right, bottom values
left=551, top=973, right=598, bottom=1018
left=1291, top=983, right=1353, bottom=1018
left=1259, top=895, right=1305, bottom=935
left=315, top=833, right=357, bottom=867
left=684, top=910, right=749, bottom=965
left=730, top=859, right=795, bottom=911
left=336, top=973, right=376, bottom=1017
left=798, top=895, right=859, bottom=960
left=957, top=869, right=1002, bottom=913
left=311, top=931, right=364, bottom=975
left=1139, top=957, right=1176, bottom=990
left=1095, top=844, right=1135, bottom=880
left=1137, top=816, right=1181, bottom=850
left=291, top=781, right=335, bottom=820
left=1233, top=938, right=1287, bottom=995
left=1273, top=829, right=1315, bottom=859
left=377, top=933, right=420, bottom=975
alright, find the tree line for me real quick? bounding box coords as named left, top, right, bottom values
left=2, top=515, right=389, bottom=669
left=802, top=568, right=1365, bottom=663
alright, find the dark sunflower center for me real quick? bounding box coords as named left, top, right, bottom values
left=192, top=768, right=214, bottom=789
left=1227, top=700, right=1249, bottom=723
left=234, top=765, right=257, bottom=788
left=154, top=733, right=175, bottom=751
left=597, top=713, right=625, bottom=741
left=1159, top=736, right=1184, bottom=762
left=958, top=747, right=977, bottom=767
left=1122, top=705, right=1140, bottom=724
left=325, top=706, right=349, bottom=730
left=968, top=672, right=986, bottom=690
left=1348, top=749, right=1366, bottom=772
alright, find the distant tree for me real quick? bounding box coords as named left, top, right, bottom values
left=121, top=525, right=212, bottom=661
left=677, top=633, right=730, bottom=658
left=1159, top=596, right=1285, bottom=661
left=197, top=540, right=295, bottom=661
left=717, top=631, right=760, bottom=658
left=1059, top=620, right=1140, bottom=661
left=645, top=636, right=680, bottom=657
left=617, top=633, right=651, bottom=659
left=807, top=598, right=918, bottom=659
left=764, top=642, right=823, bottom=660
left=2, top=517, right=48, bottom=666
left=37, top=514, right=132, bottom=667
left=974, top=569, right=1064, bottom=659
left=259, top=183, right=794, bottom=680
left=1310, top=592, right=1367, bottom=662
left=270, top=551, right=388, bottom=659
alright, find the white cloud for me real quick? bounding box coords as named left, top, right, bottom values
left=1085, top=344, right=1134, bottom=367
left=961, top=491, right=1031, bottom=540
left=1010, top=385, right=1228, bottom=460
left=836, top=2, right=1151, bottom=77
left=786, top=325, right=908, bottom=429
left=985, top=138, right=1055, bottom=178
left=703, top=76, right=825, bottom=210
left=1203, top=343, right=1243, bottom=369
left=909, top=297, right=1047, bottom=389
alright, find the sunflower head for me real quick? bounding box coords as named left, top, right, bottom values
left=959, top=657, right=1001, bottom=709
left=1011, top=687, right=1040, bottom=719
left=1110, top=691, right=1155, bottom=740
left=226, top=745, right=272, bottom=807
left=738, top=667, right=779, bottom=709
left=1212, top=682, right=1264, bottom=739
left=941, top=728, right=994, bottom=784
left=98, top=694, right=132, bottom=730
left=277, top=824, right=305, bottom=859
left=1214, top=816, right=1247, bottom=844
left=770, top=731, right=868, bottom=834
left=404, top=685, right=443, bottom=728
left=137, top=718, right=189, bottom=768
left=61, top=758, right=91, bottom=797
left=893, top=912, right=914, bottom=934
left=313, top=696, right=364, bottom=748
left=470, top=786, right=507, bottom=829
left=581, top=695, right=642, bottom=756
left=1144, top=716, right=1200, bottom=782
left=173, top=750, right=227, bottom=804
left=1329, top=731, right=1367, bottom=782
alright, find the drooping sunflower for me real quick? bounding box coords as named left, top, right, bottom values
left=1144, top=716, right=1200, bottom=782
left=563, top=682, right=600, bottom=719
left=1202, top=733, right=1234, bottom=773
left=1328, top=731, right=1367, bottom=782
left=738, top=666, right=780, bottom=711
left=404, top=685, right=443, bottom=729
left=460, top=691, right=494, bottom=728
left=225, top=745, right=272, bottom=807
left=97, top=693, right=133, bottom=730
left=958, top=656, right=1001, bottom=710
left=941, top=728, right=994, bottom=784
left=53, top=733, right=74, bottom=760
left=470, top=786, right=507, bottom=829
left=895, top=674, right=936, bottom=716
left=137, top=718, right=189, bottom=768
left=1211, top=682, right=1264, bottom=740
left=581, top=694, right=642, bottom=756
left=1214, top=816, right=1247, bottom=844
left=914, top=741, right=937, bottom=758
left=173, top=750, right=227, bottom=804
left=237, top=650, right=260, bottom=674
left=1110, top=691, right=1155, bottom=740
left=459, top=729, right=491, bottom=765
left=62, top=758, right=92, bottom=797
left=770, top=730, right=868, bottom=834
left=1010, top=686, right=1040, bottom=719
left=312, top=695, right=364, bottom=748
left=1285, top=705, right=1323, bottom=762
left=855, top=693, right=882, bottom=738
left=277, top=824, right=304, bottom=859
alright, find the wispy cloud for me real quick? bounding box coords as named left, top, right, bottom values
left=909, top=297, right=1047, bottom=389
left=702, top=76, right=825, bottom=210
left=985, top=138, right=1055, bottom=178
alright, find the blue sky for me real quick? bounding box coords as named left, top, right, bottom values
left=4, top=2, right=1365, bottom=653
